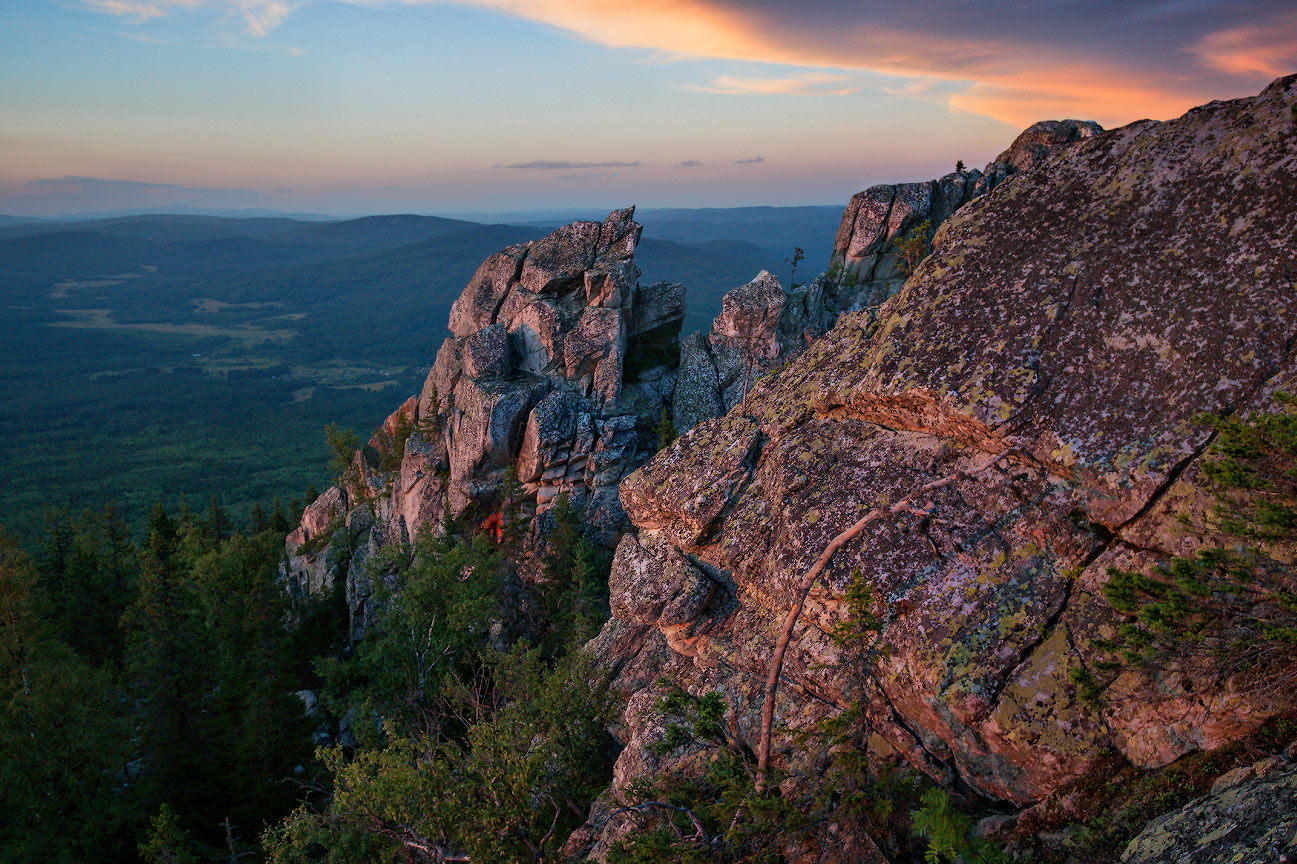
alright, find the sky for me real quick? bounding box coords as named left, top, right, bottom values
left=1, top=0, right=1294, bottom=216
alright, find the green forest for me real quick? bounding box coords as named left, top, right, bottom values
left=0, top=491, right=617, bottom=862
left=0, top=210, right=832, bottom=543
left=3, top=393, right=1294, bottom=863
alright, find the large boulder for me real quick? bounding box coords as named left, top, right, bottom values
left=588, top=72, right=1297, bottom=853
left=1120, top=757, right=1297, bottom=864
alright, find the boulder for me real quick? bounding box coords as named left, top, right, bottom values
left=1121, top=758, right=1297, bottom=864
left=462, top=322, right=512, bottom=381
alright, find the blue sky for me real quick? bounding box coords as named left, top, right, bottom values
left=2, top=0, right=1293, bottom=216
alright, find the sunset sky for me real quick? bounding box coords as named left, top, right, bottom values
left=2, top=0, right=1294, bottom=216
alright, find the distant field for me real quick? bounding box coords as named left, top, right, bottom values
left=52, top=308, right=300, bottom=342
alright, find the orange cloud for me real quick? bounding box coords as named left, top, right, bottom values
left=682, top=72, right=856, bottom=96
left=383, top=0, right=1276, bottom=126
left=1193, top=14, right=1297, bottom=78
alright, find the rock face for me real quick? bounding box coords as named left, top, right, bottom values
left=670, top=120, right=1109, bottom=438
left=283, top=207, right=684, bottom=637
left=828, top=118, right=1104, bottom=314
left=673, top=271, right=800, bottom=432
left=1120, top=757, right=1297, bottom=864
left=589, top=72, right=1297, bottom=850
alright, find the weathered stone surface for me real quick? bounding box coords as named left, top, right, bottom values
left=628, top=281, right=684, bottom=337
left=447, top=244, right=529, bottom=337
left=1120, top=758, right=1297, bottom=864
left=392, top=429, right=448, bottom=543
left=828, top=117, right=1105, bottom=318
left=517, top=387, right=580, bottom=483
left=461, top=322, right=512, bottom=381
left=591, top=74, right=1297, bottom=833
left=672, top=331, right=723, bottom=434
left=991, top=119, right=1105, bottom=178
left=606, top=532, right=732, bottom=655
left=446, top=374, right=550, bottom=514
left=564, top=306, right=625, bottom=401
left=620, top=415, right=761, bottom=548
left=286, top=485, right=345, bottom=552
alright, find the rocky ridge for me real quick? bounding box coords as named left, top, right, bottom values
left=829, top=119, right=1103, bottom=311
left=582, top=73, right=1297, bottom=856
left=671, top=120, right=1105, bottom=436
left=282, top=207, right=684, bottom=636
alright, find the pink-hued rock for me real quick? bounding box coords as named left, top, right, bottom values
left=590, top=74, right=1297, bottom=829
left=828, top=118, right=1105, bottom=316
left=283, top=206, right=684, bottom=636
left=448, top=244, right=529, bottom=338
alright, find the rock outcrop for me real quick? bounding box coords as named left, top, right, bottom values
left=1120, top=756, right=1297, bottom=864
left=670, top=119, right=1108, bottom=437
left=283, top=207, right=684, bottom=636
left=587, top=72, right=1297, bottom=855
left=828, top=119, right=1103, bottom=313
left=672, top=270, right=807, bottom=433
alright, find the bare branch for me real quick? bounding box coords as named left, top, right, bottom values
left=754, top=446, right=1016, bottom=793
left=597, top=801, right=711, bottom=845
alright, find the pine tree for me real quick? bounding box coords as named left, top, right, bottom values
left=250, top=502, right=268, bottom=534
left=269, top=496, right=290, bottom=534
left=147, top=501, right=179, bottom=565
left=1, top=532, right=137, bottom=861
left=207, top=494, right=232, bottom=544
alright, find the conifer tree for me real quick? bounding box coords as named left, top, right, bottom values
left=207, top=494, right=232, bottom=543
left=269, top=496, right=290, bottom=534
left=250, top=502, right=268, bottom=534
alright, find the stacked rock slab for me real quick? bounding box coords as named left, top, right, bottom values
left=584, top=74, right=1297, bottom=858
left=283, top=207, right=684, bottom=637
left=673, top=270, right=808, bottom=433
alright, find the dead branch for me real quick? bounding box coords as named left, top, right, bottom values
left=754, top=445, right=1016, bottom=793
left=597, top=801, right=712, bottom=846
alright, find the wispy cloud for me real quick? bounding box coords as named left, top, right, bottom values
left=500, top=160, right=640, bottom=170
left=1192, top=12, right=1297, bottom=77
left=682, top=71, right=856, bottom=96
left=735, top=156, right=764, bottom=165
left=81, top=0, right=194, bottom=22
left=81, top=0, right=295, bottom=37
left=675, top=160, right=702, bottom=168
left=25, top=176, right=182, bottom=192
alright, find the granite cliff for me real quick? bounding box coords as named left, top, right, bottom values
left=283, top=207, right=684, bottom=637
left=582, top=74, right=1297, bottom=857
